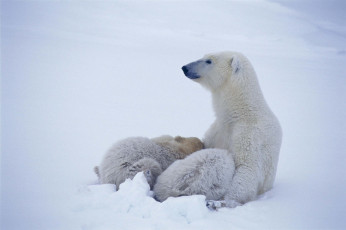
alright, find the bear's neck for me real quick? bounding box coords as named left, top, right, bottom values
left=211, top=76, right=269, bottom=122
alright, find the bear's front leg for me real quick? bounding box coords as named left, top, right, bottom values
left=204, top=165, right=257, bottom=210
left=226, top=164, right=259, bottom=204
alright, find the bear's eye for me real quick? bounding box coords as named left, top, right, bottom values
left=205, top=59, right=212, bottom=64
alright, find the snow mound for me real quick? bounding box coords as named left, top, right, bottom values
left=72, top=172, right=209, bottom=230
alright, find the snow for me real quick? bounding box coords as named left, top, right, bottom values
left=1, top=0, right=346, bottom=229
left=72, top=173, right=210, bottom=230
left=71, top=173, right=280, bottom=230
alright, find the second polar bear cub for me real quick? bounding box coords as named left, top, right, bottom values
left=153, top=148, right=235, bottom=202
left=95, top=135, right=203, bottom=190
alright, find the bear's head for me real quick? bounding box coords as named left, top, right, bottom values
left=152, top=135, right=204, bottom=158
left=172, top=136, right=204, bottom=156
left=182, top=51, right=254, bottom=91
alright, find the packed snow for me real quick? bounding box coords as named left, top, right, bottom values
left=1, top=0, right=346, bottom=229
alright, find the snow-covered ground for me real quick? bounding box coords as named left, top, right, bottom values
left=1, top=0, right=345, bottom=229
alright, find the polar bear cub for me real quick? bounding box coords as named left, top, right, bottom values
left=154, top=149, right=235, bottom=202
left=154, top=51, right=282, bottom=208
left=95, top=135, right=204, bottom=190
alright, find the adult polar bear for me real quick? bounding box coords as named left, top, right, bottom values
left=153, top=51, right=282, bottom=208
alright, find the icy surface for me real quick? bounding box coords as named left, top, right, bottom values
left=1, top=0, right=346, bottom=229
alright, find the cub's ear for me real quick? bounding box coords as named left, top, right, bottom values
left=230, top=56, right=240, bottom=74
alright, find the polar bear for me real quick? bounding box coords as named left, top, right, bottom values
left=94, top=135, right=204, bottom=190
left=153, top=148, right=235, bottom=202
left=153, top=51, right=282, bottom=208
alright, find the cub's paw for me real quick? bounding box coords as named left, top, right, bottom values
left=143, top=169, right=154, bottom=187
left=206, top=200, right=225, bottom=210
left=206, top=199, right=241, bottom=210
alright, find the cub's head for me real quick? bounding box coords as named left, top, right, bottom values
left=152, top=135, right=204, bottom=158
left=182, top=51, right=250, bottom=90
left=172, top=136, right=204, bottom=157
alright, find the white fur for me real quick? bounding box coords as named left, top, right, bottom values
left=154, top=149, right=235, bottom=202
left=96, top=136, right=203, bottom=190
left=154, top=51, right=282, bottom=207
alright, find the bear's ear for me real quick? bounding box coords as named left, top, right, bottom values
left=230, top=56, right=240, bottom=74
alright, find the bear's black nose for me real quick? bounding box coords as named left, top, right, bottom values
left=182, top=66, right=189, bottom=75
